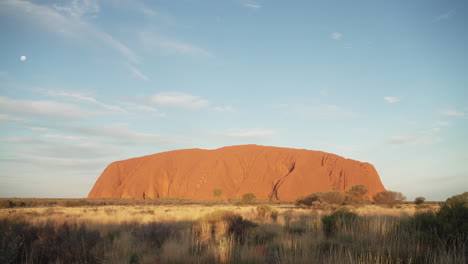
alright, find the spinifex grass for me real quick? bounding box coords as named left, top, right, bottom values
left=0, top=203, right=465, bottom=264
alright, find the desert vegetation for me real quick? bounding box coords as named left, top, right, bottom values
left=0, top=192, right=466, bottom=264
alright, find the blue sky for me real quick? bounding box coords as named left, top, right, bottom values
left=0, top=0, right=467, bottom=200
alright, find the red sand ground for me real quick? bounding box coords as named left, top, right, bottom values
left=88, top=145, right=386, bottom=200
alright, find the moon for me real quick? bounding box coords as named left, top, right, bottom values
left=20, top=56, right=27, bottom=61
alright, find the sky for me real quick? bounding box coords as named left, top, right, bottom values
left=0, top=0, right=467, bottom=201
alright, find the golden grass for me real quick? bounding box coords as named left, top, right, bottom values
left=1, top=203, right=464, bottom=264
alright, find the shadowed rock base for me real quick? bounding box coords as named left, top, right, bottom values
left=88, top=145, right=386, bottom=200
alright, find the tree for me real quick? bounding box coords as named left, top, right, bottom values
left=414, top=196, right=426, bottom=205
left=319, top=191, right=346, bottom=205
left=241, top=193, right=256, bottom=204
left=213, top=188, right=223, bottom=199
left=346, top=185, right=369, bottom=199
left=373, top=191, right=406, bottom=208
left=445, top=192, right=467, bottom=206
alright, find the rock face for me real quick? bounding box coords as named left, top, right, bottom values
left=88, top=145, right=386, bottom=201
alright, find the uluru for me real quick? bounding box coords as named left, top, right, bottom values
left=88, top=145, right=386, bottom=201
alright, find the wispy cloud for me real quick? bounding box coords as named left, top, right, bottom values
left=53, top=0, right=100, bottom=18
left=435, top=10, right=454, bottom=21
left=215, top=129, right=275, bottom=139
left=140, top=31, right=211, bottom=57
left=441, top=109, right=465, bottom=117
left=331, top=32, right=343, bottom=40
left=76, top=124, right=184, bottom=144
left=0, top=0, right=139, bottom=63
left=0, top=96, right=93, bottom=119
left=384, top=96, right=400, bottom=103
left=0, top=113, right=22, bottom=122
left=213, top=105, right=235, bottom=113
left=388, top=132, right=442, bottom=146
left=244, top=3, right=261, bottom=9
left=0, top=137, right=44, bottom=144
left=149, top=92, right=209, bottom=109
left=436, top=121, right=449, bottom=126
left=128, top=64, right=149, bottom=81
left=44, top=134, right=88, bottom=141
left=124, top=103, right=166, bottom=117
left=388, top=135, right=415, bottom=144
left=29, top=126, right=48, bottom=132
left=104, top=0, right=175, bottom=23
left=46, top=90, right=126, bottom=113
left=274, top=103, right=356, bottom=119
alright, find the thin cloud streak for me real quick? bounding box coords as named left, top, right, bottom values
left=43, top=134, right=88, bottom=141
left=331, top=32, right=343, bottom=40
left=435, top=10, right=454, bottom=21
left=441, top=109, right=465, bottom=117
left=0, top=96, right=93, bottom=119
left=0, top=0, right=139, bottom=63
left=140, top=31, right=211, bottom=57
left=215, top=129, right=275, bottom=139
left=128, top=64, right=149, bottom=81
left=244, top=3, right=261, bottom=9
left=149, top=92, right=209, bottom=109
left=384, top=96, right=400, bottom=103
left=46, top=90, right=127, bottom=113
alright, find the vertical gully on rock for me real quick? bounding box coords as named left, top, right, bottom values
left=268, top=162, right=296, bottom=200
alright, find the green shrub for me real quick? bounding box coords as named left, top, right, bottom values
left=445, top=192, right=467, bottom=205
left=401, top=192, right=468, bottom=246
left=213, top=188, right=223, bottom=199
left=241, top=193, right=256, bottom=204
left=321, top=209, right=358, bottom=237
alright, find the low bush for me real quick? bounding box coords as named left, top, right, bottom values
left=241, top=193, right=257, bottom=204
left=256, top=205, right=278, bottom=221
left=346, top=185, right=369, bottom=199
left=414, top=196, right=426, bottom=205
left=321, top=208, right=359, bottom=237
left=401, top=192, right=468, bottom=247
left=0, top=218, right=101, bottom=264
left=0, top=200, right=27, bottom=209
left=194, top=210, right=257, bottom=243
left=296, top=191, right=347, bottom=207
left=131, top=222, right=182, bottom=248
left=373, top=191, right=406, bottom=208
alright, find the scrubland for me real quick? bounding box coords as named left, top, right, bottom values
left=0, top=196, right=466, bottom=264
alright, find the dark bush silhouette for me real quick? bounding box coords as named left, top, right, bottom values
left=401, top=192, right=467, bottom=246
left=0, top=218, right=101, bottom=264
left=131, top=222, right=183, bottom=248
left=194, top=210, right=256, bottom=244
left=445, top=192, right=467, bottom=205
left=322, top=209, right=359, bottom=237
left=296, top=191, right=346, bottom=207
left=414, top=196, right=426, bottom=205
